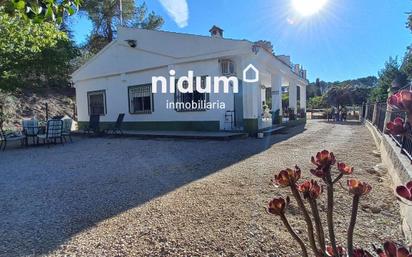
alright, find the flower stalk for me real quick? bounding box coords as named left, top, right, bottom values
left=347, top=179, right=372, bottom=257
left=279, top=213, right=309, bottom=257
left=290, top=185, right=320, bottom=257
left=326, top=178, right=339, bottom=257
left=308, top=198, right=326, bottom=254
left=347, top=195, right=360, bottom=257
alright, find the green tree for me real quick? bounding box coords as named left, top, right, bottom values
left=1, top=0, right=80, bottom=23
left=370, top=57, right=407, bottom=102
left=325, top=84, right=370, bottom=108
left=325, top=85, right=354, bottom=109
left=81, top=0, right=163, bottom=53
left=308, top=96, right=327, bottom=109
left=0, top=10, right=79, bottom=91
left=307, top=78, right=322, bottom=99
left=401, top=47, right=412, bottom=79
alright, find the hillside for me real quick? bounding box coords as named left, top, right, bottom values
left=0, top=88, right=76, bottom=131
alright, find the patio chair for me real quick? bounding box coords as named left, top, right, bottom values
left=85, top=114, right=100, bottom=136
left=22, top=119, right=39, bottom=145
left=37, top=119, right=63, bottom=145
left=105, top=113, right=125, bottom=135
left=0, top=129, right=26, bottom=151
left=62, top=117, right=73, bottom=143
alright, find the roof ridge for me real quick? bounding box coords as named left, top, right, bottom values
left=118, top=26, right=252, bottom=43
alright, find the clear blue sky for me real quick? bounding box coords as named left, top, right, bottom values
left=70, top=0, right=412, bottom=82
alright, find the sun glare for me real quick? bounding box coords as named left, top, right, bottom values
left=292, top=0, right=328, bottom=16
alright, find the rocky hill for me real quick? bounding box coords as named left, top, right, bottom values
left=0, top=88, right=76, bottom=131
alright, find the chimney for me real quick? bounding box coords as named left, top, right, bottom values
left=209, top=25, right=223, bottom=38
left=277, top=55, right=291, bottom=66
left=294, top=64, right=300, bottom=74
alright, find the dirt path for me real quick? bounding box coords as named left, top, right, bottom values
left=0, top=120, right=404, bottom=256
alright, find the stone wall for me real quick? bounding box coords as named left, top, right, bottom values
left=365, top=121, right=412, bottom=242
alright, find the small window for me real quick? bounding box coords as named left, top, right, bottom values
left=175, top=77, right=209, bottom=112
left=87, top=90, right=106, bottom=116
left=221, top=59, right=235, bottom=75
left=129, top=84, right=153, bottom=114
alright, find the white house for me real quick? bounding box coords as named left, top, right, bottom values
left=71, top=26, right=308, bottom=134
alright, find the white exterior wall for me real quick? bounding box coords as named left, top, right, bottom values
left=72, top=27, right=309, bottom=132
left=75, top=59, right=236, bottom=130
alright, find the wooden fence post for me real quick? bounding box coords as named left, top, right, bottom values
left=372, top=102, right=378, bottom=125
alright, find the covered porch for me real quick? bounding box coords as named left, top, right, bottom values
left=256, top=68, right=308, bottom=130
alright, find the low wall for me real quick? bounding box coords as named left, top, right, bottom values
left=365, top=121, right=412, bottom=242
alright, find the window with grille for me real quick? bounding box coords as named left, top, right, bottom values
left=220, top=59, right=235, bottom=75
left=87, top=90, right=106, bottom=116
left=129, top=84, right=153, bottom=114
left=175, top=77, right=209, bottom=112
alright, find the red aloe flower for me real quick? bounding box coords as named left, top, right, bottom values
left=386, top=117, right=407, bottom=136
left=396, top=181, right=412, bottom=202
left=353, top=248, right=374, bottom=257
left=375, top=241, right=412, bottom=257
left=273, top=165, right=301, bottom=187
left=326, top=245, right=346, bottom=257
left=310, top=168, right=327, bottom=178
left=298, top=180, right=323, bottom=199
left=268, top=197, right=289, bottom=216
left=311, top=150, right=336, bottom=170
left=388, top=90, right=412, bottom=113
left=347, top=179, right=372, bottom=196
left=337, top=162, right=354, bottom=175
left=388, top=91, right=402, bottom=109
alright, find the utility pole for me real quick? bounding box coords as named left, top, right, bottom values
left=119, top=0, right=123, bottom=26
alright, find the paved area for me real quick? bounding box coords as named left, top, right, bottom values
left=0, top=120, right=404, bottom=256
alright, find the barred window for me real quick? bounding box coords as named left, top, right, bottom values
left=129, top=84, right=153, bottom=114
left=88, top=90, right=106, bottom=116
left=175, top=77, right=209, bottom=112
left=221, top=59, right=235, bottom=75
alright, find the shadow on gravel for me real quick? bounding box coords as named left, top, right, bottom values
left=317, top=120, right=363, bottom=126
left=0, top=124, right=305, bottom=257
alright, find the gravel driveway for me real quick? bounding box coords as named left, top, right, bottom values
left=0, top=120, right=404, bottom=256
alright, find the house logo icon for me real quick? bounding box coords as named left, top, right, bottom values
left=243, top=64, right=259, bottom=83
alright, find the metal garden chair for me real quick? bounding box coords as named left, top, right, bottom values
left=37, top=119, right=63, bottom=145
left=0, top=129, right=26, bottom=151
left=85, top=114, right=100, bottom=136
left=105, top=113, right=125, bottom=135
left=62, top=117, right=73, bottom=143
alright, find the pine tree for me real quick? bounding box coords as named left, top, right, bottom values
left=81, top=0, right=163, bottom=53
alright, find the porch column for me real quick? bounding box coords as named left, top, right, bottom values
left=299, top=84, right=307, bottom=111
left=289, top=81, right=298, bottom=113
left=271, top=74, right=283, bottom=121
left=243, top=81, right=260, bottom=134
